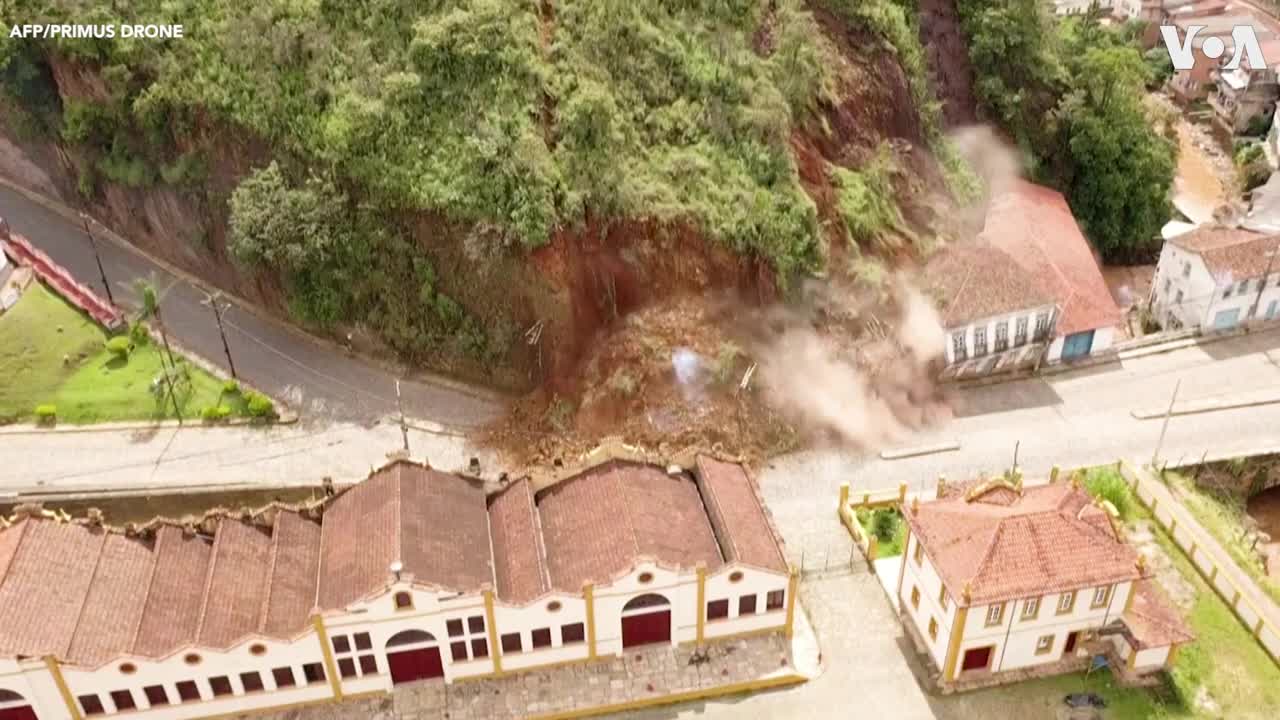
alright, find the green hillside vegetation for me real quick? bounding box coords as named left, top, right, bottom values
left=1, top=0, right=969, bottom=366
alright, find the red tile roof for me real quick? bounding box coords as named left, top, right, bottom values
left=537, top=461, right=725, bottom=590
left=980, top=181, right=1122, bottom=335
left=1169, top=225, right=1280, bottom=282
left=1122, top=579, right=1195, bottom=649
left=925, top=181, right=1121, bottom=335
left=317, top=462, right=492, bottom=610
left=0, top=456, right=787, bottom=666
left=488, top=479, right=552, bottom=604
left=903, top=480, right=1143, bottom=606
left=695, top=456, right=788, bottom=573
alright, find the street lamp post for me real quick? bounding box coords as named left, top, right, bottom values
left=200, top=290, right=238, bottom=380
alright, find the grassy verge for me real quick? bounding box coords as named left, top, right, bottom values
left=855, top=506, right=905, bottom=557
left=1161, top=470, right=1280, bottom=606
left=1075, top=465, right=1280, bottom=718
left=0, top=284, right=249, bottom=424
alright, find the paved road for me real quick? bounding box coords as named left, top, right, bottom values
left=0, top=183, right=505, bottom=427
left=760, top=328, right=1280, bottom=563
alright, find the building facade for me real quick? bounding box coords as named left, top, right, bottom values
left=1149, top=225, right=1280, bottom=330
left=0, top=455, right=795, bottom=720
left=925, top=181, right=1121, bottom=378
left=895, top=475, right=1191, bottom=689
left=1209, top=40, right=1280, bottom=135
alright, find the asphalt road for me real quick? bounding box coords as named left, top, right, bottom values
left=0, top=184, right=505, bottom=427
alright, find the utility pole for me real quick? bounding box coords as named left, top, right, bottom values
left=1248, top=243, right=1278, bottom=320
left=79, top=212, right=116, bottom=307
left=200, top=290, right=237, bottom=379
left=395, top=379, right=409, bottom=452
left=1152, top=379, right=1181, bottom=469
left=147, top=287, right=183, bottom=425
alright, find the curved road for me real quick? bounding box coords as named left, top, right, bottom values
left=0, top=183, right=506, bottom=427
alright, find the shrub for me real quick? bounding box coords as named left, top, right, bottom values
left=200, top=405, right=232, bottom=422
left=1084, top=468, right=1134, bottom=520
left=105, top=336, right=132, bottom=358
left=128, top=321, right=150, bottom=345
left=245, top=391, right=275, bottom=418
left=34, top=404, right=56, bottom=424
left=221, top=379, right=241, bottom=395
left=871, top=509, right=901, bottom=543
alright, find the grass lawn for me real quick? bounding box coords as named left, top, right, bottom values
left=856, top=506, right=906, bottom=557
left=1162, top=470, right=1280, bottom=606
left=0, top=283, right=247, bottom=424
left=1069, top=465, right=1280, bottom=719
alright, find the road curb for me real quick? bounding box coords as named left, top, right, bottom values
left=0, top=414, right=299, bottom=436
left=879, top=441, right=960, bottom=460
left=0, top=480, right=324, bottom=502
left=1132, top=393, right=1280, bottom=420
left=0, top=173, right=513, bottom=405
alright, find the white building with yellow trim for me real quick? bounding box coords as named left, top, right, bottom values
left=894, top=474, right=1192, bottom=690
left=0, top=455, right=795, bottom=719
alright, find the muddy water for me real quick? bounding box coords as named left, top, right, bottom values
left=1173, top=122, right=1227, bottom=224
left=1248, top=485, right=1280, bottom=540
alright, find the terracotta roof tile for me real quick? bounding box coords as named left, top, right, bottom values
left=260, top=511, right=322, bottom=636
left=488, top=480, right=552, bottom=604
left=902, top=482, right=1142, bottom=605
left=197, top=521, right=274, bottom=648
left=925, top=241, right=1055, bottom=326
left=0, top=518, right=104, bottom=659
left=695, top=456, right=788, bottom=573
left=1170, top=226, right=1280, bottom=281
left=538, top=461, right=723, bottom=591
left=318, top=461, right=491, bottom=609
left=66, top=532, right=157, bottom=666
left=1122, top=579, right=1195, bottom=648
left=980, top=181, right=1122, bottom=335
left=133, top=526, right=213, bottom=657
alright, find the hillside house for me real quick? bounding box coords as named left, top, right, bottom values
left=924, top=181, right=1121, bottom=378
left=1209, top=39, right=1280, bottom=134
left=896, top=475, right=1192, bottom=690
left=0, top=455, right=794, bottom=720
left=1148, top=225, right=1280, bottom=329
left=1167, top=13, right=1275, bottom=103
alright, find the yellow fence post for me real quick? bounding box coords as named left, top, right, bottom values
left=838, top=483, right=849, bottom=515
left=898, top=483, right=907, bottom=504
left=868, top=535, right=878, bottom=562
left=695, top=565, right=707, bottom=645
left=1256, top=618, right=1266, bottom=637
left=1232, top=590, right=1242, bottom=607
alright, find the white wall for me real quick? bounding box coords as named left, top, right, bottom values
left=898, top=535, right=957, bottom=671
left=3, top=565, right=792, bottom=719
left=953, top=581, right=1133, bottom=677
left=1152, top=241, right=1280, bottom=330
left=943, top=305, right=1057, bottom=366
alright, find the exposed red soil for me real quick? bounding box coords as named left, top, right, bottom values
left=918, top=0, right=979, bottom=127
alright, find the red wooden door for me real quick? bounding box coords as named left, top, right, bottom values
left=1064, top=632, right=1079, bottom=654
left=0, top=707, right=37, bottom=720
left=387, top=647, right=444, bottom=684
left=622, top=610, right=671, bottom=648
left=961, top=646, right=991, bottom=672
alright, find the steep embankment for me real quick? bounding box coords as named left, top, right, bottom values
left=0, top=0, right=967, bottom=393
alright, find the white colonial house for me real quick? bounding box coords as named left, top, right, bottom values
left=0, top=454, right=795, bottom=720
left=925, top=180, right=1122, bottom=378
left=895, top=473, right=1192, bottom=689
left=1149, top=225, right=1280, bottom=330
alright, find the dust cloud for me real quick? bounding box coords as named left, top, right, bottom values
left=749, top=281, right=950, bottom=450
left=949, top=125, right=1025, bottom=196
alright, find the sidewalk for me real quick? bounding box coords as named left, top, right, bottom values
left=0, top=421, right=488, bottom=496
left=1123, top=461, right=1280, bottom=662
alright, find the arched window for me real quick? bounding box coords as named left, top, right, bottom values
left=386, top=629, right=435, bottom=647
left=0, top=689, right=25, bottom=702
left=623, top=593, right=670, bottom=611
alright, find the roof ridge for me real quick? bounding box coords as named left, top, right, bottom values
left=193, top=523, right=226, bottom=644
left=0, top=518, right=32, bottom=595
left=312, top=497, right=328, bottom=613
left=969, top=520, right=1008, bottom=595
left=257, top=511, right=285, bottom=633
left=525, top=480, right=553, bottom=596
left=483, top=472, right=498, bottom=594
left=394, top=463, right=404, bottom=574
left=63, top=527, right=110, bottom=657
left=698, top=461, right=738, bottom=564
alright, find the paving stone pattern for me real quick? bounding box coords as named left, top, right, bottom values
left=241, top=634, right=793, bottom=720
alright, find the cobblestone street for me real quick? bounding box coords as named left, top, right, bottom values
left=242, top=634, right=798, bottom=720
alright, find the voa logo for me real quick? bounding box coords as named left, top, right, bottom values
left=1159, top=25, right=1266, bottom=72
